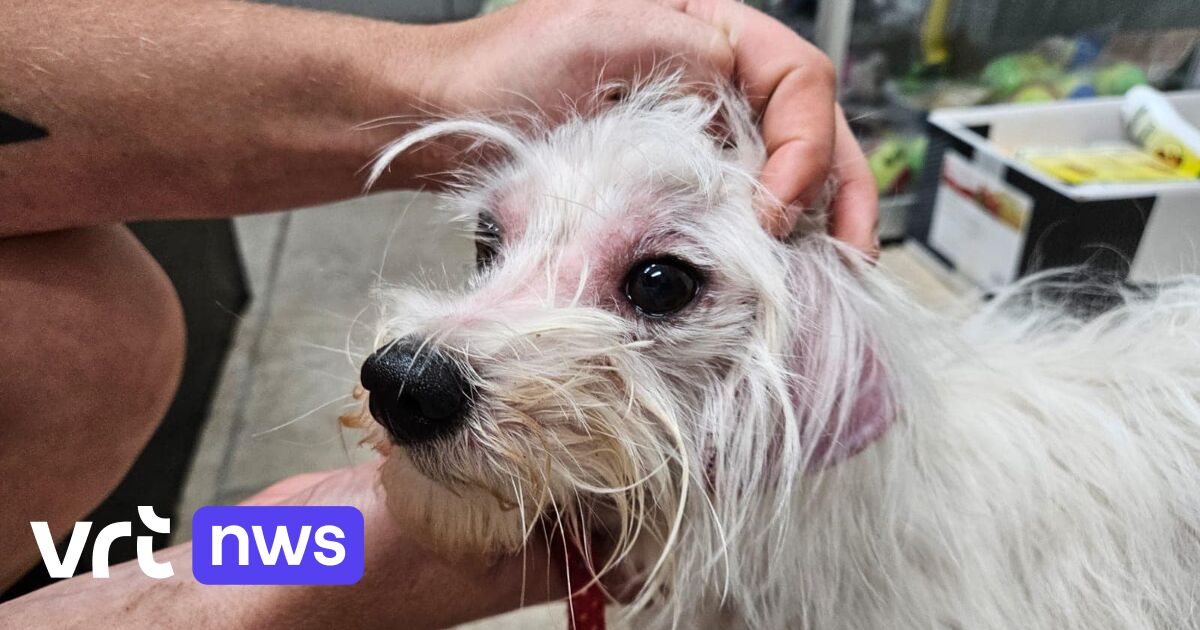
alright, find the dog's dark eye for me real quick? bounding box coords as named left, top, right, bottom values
left=623, top=257, right=701, bottom=317
left=475, top=213, right=501, bottom=271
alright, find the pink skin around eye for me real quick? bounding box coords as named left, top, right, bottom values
left=485, top=188, right=527, bottom=241
left=471, top=186, right=680, bottom=313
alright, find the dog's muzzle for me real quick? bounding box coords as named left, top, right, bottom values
left=360, top=338, right=472, bottom=445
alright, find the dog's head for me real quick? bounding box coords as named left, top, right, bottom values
left=348, top=80, right=897, bottom=615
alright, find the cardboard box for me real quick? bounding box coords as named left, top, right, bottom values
left=908, top=92, right=1200, bottom=289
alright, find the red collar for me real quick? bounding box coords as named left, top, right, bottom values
left=566, top=546, right=606, bottom=630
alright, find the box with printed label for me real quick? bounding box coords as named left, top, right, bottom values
left=908, top=92, right=1200, bottom=290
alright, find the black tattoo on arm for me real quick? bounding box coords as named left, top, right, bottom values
left=0, top=111, right=48, bottom=145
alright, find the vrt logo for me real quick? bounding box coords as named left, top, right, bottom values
left=30, top=506, right=174, bottom=579
left=29, top=505, right=363, bottom=585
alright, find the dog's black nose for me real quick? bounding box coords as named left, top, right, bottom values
left=360, top=338, right=472, bottom=444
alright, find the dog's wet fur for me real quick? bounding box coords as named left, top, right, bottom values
left=343, top=79, right=1200, bottom=629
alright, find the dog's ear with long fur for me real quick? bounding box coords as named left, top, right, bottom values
left=679, top=87, right=898, bottom=498
left=778, top=240, right=897, bottom=468
left=710, top=82, right=897, bottom=469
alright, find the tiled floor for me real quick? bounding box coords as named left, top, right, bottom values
left=175, top=192, right=967, bottom=628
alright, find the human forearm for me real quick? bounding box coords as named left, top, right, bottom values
left=0, top=0, right=456, bottom=236
left=0, top=0, right=878, bottom=248
left=0, top=465, right=566, bottom=629
left=1, top=543, right=544, bottom=630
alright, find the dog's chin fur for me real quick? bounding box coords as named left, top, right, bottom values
left=347, top=78, right=1200, bottom=629
left=377, top=452, right=528, bottom=556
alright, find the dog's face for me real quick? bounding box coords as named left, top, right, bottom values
left=349, top=84, right=892, bottom=601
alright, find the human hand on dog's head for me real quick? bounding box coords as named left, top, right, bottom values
left=416, top=0, right=878, bottom=253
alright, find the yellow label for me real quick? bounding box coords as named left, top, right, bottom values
left=1020, top=146, right=1194, bottom=185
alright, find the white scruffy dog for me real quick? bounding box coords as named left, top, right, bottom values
left=342, top=80, right=1200, bottom=629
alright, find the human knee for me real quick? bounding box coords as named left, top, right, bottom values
left=0, top=225, right=185, bottom=442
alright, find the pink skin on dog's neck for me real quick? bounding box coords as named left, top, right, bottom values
left=808, top=347, right=894, bottom=467
left=812, top=383, right=891, bottom=465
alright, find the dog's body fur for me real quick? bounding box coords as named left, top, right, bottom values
left=350, top=80, right=1200, bottom=629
